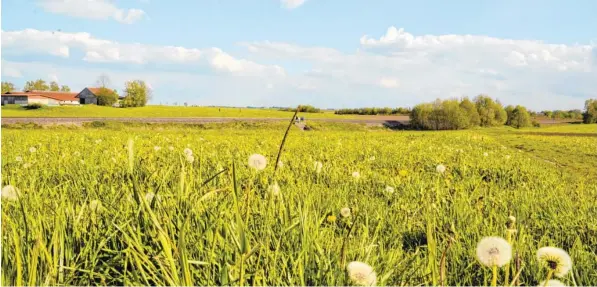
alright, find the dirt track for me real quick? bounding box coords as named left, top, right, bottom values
left=1, top=116, right=410, bottom=125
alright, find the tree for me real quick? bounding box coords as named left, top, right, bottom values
left=1, top=82, right=16, bottom=93
left=121, top=80, right=151, bottom=107
left=23, top=79, right=50, bottom=91
left=508, top=105, right=531, bottom=128
left=504, top=105, right=515, bottom=126
left=96, top=87, right=119, bottom=106
left=460, top=97, right=480, bottom=127
left=583, top=99, right=597, bottom=124
left=410, top=103, right=434, bottom=130
left=96, top=74, right=111, bottom=88
left=60, top=85, right=71, bottom=92
left=50, top=81, right=60, bottom=91
left=474, top=95, right=506, bottom=127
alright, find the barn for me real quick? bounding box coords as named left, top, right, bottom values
left=76, top=87, right=126, bottom=105
left=1, top=91, right=79, bottom=105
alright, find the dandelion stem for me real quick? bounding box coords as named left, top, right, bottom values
left=273, top=105, right=300, bottom=176
left=491, top=265, right=498, bottom=287
left=543, top=270, right=554, bottom=287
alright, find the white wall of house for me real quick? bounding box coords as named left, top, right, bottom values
left=29, top=98, right=59, bottom=106
left=59, top=100, right=80, bottom=105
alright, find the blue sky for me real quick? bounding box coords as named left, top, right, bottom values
left=2, top=0, right=596, bottom=110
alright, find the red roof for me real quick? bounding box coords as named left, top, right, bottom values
left=2, top=90, right=78, bottom=101
left=87, top=87, right=103, bottom=95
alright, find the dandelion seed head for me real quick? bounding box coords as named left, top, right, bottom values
left=168, top=146, right=174, bottom=151
left=15, top=156, right=23, bottom=162
left=183, top=148, right=193, bottom=156
left=369, top=156, right=375, bottom=161
left=277, top=160, right=284, bottom=168
left=346, top=261, right=377, bottom=286
left=29, top=147, right=37, bottom=153
left=476, top=236, right=512, bottom=267
left=537, top=247, right=572, bottom=277
left=385, top=186, right=395, bottom=194
left=340, top=207, right=351, bottom=218
left=483, top=152, right=489, bottom=157
left=185, top=154, right=195, bottom=163
left=154, top=146, right=161, bottom=151
left=1, top=185, right=19, bottom=201
left=23, top=163, right=32, bottom=168
left=436, top=164, right=446, bottom=174
left=248, top=154, right=267, bottom=170
left=352, top=171, right=360, bottom=179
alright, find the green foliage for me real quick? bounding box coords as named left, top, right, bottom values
left=409, top=103, right=433, bottom=129
left=96, top=87, right=119, bottom=106
left=508, top=105, right=532, bottom=129
left=60, top=85, right=71, bottom=92
left=474, top=95, right=507, bottom=127
left=23, top=103, right=44, bottom=110
left=121, top=80, right=151, bottom=107
left=334, top=107, right=410, bottom=115
left=280, top=105, right=321, bottom=113
left=459, top=97, right=480, bottom=127
left=49, top=81, right=60, bottom=92
left=2, top=81, right=16, bottom=93
left=22, top=79, right=49, bottom=91
left=583, top=99, right=597, bottom=124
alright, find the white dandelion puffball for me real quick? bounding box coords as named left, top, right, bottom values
left=183, top=148, right=193, bottom=157
left=314, top=161, right=323, bottom=173
left=537, top=247, right=572, bottom=277
left=346, top=261, right=377, bottom=286
left=23, top=163, right=32, bottom=169
left=89, top=200, right=102, bottom=212
left=277, top=160, right=284, bottom=168
left=538, top=280, right=566, bottom=287
left=268, top=182, right=281, bottom=197
left=95, top=139, right=102, bottom=144
left=248, top=154, right=267, bottom=170
left=29, top=147, right=37, bottom=153
left=340, top=207, right=351, bottom=218
left=369, top=156, right=375, bottom=161
left=352, top=171, right=361, bottom=179
left=154, top=146, right=161, bottom=151
left=168, top=146, right=174, bottom=151
left=1, top=185, right=19, bottom=201
left=185, top=154, right=195, bottom=163
left=74, top=151, right=81, bottom=157
left=508, top=215, right=516, bottom=224
left=436, top=164, right=446, bottom=174
left=15, top=156, right=23, bottom=162
left=145, top=192, right=156, bottom=202
left=476, top=236, right=512, bottom=267
left=483, top=152, right=489, bottom=157
left=385, top=186, right=395, bottom=194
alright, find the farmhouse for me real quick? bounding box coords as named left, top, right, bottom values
left=76, top=87, right=126, bottom=105
left=1, top=90, right=79, bottom=106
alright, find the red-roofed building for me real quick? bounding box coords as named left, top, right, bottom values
left=1, top=90, right=79, bottom=105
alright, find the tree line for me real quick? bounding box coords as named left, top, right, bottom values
left=279, top=105, right=321, bottom=113
left=334, top=107, right=410, bottom=115
left=1, top=74, right=152, bottom=108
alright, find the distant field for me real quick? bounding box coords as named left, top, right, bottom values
left=0, top=105, right=359, bottom=119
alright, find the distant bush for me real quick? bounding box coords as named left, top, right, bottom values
left=532, top=120, right=541, bottom=127
left=334, top=107, right=410, bottom=115
left=23, top=103, right=43, bottom=110
left=506, top=105, right=532, bottom=129
left=280, top=105, right=322, bottom=113
left=583, top=99, right=597, bottom=124
left=87, top=121, right=108, bottom=128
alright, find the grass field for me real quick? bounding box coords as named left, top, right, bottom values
left=2, top=122, right=596, bottom=286
left=0, top=105, right=358, bottom=119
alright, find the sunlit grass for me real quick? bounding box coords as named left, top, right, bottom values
left=1, top=123, right=596, bottom=286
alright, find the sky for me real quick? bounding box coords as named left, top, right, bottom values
left=1, top=0, right=596, bottom=110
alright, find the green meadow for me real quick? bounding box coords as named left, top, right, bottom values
left=1, top=122, right=596, bottom=286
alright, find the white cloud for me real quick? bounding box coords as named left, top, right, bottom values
left=38, top=0, right=146, bottom=24
left=378, top=77, right=399, bottom=88
left=281, top=0, right=307, bottom=9
left=243, top=27, right=596, bottom=110
left=1, top=29, right=283, bottom=77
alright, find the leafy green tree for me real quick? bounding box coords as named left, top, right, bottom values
left=50, top=81, right=60, bottom=91
left=1, top=82, right=16, bottom=93
left=583, top=99, right=597, bottom=124
left=460, top=97, right=480, bottom=127
left=504, top=105, right=515, bottom=126
left=96, top=87, right=119, bottom=106
left=474, top=95, right=506, bottom=126
left=121, top=80, right=151, bottom=107
left=60, top=85, right=71, bottom=92
left=23, top=79, right=50, bottom=91
left=410, top=103, right=433, bottom=129
left=509, top=105, right=532, bottom=128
